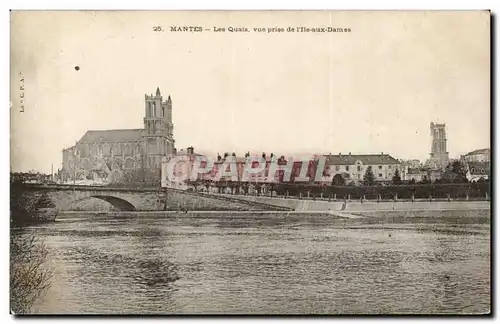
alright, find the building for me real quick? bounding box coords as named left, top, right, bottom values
left=161, top=150, right=404, bottom=192
left=463, top=148, right=490, bottom=163
left=428, top=122, right=449, bottom=170
left=465, top=161, right=490, bottom=182
left=461, top=148, right=490, bottom=182
left=404, top=169, right=429, bottom=183
left=401, top=159, right=422, bottom=170
left=61, top=87, right=176, bottom=184
left=323, top=153, right=404, bottom=184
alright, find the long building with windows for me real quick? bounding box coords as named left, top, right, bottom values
left=323, top=153, right=404, bottom=184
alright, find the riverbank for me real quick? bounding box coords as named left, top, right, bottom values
left=215, top=195, right=490, bottom=212
left=57, top=205, right=490, bottom=221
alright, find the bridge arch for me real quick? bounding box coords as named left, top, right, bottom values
left=89, top=195, right=137, bottom=211
left=59, top=194, right=138, bottom=211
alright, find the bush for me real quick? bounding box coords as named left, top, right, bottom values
left=274, top=182, right=489, bottom=200
left=10, top=175, right=55, bottom=313
left=10, top=179, right=56, bottom=225
left=10, top=232, right=53, bottom=314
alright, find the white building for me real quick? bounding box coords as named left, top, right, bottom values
left=463, top=148, right=490, bottom=163
left=465, top=161, right=490, bottom=182
left=323, top=153, right=404, bottom=184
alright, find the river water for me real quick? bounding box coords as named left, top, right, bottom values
left=27, top=210, right=490, bottom=314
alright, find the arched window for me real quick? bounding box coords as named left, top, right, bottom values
left=124, top=158, right=134, bottom=169
left=152, top=102, right=156, bottom=117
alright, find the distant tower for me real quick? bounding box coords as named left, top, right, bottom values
left=429, top=122, right=449, bottom=170
left=143, top=87, right=176, bottom=168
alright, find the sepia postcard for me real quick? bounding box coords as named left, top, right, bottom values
left=10, top=10, right=490, bottom=315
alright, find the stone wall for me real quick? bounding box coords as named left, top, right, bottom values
left=164, top=190, right=286, bottom=211
left=25, top=186, right=285, bottom=212
left=232, top=195, right=490, bottom=212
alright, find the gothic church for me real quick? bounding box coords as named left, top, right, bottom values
left=61, top=87, right=176, bottom=183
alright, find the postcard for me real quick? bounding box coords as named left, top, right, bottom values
left=10, top=10, right=490, bottom=315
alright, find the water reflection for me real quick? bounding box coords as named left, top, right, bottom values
left=30, top=211, right=490, bottom=314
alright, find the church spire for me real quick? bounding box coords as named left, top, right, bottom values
left=156, top=87, right=161, bottom=97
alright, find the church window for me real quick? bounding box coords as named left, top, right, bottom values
left=162, top=106, right=165, bottom=117
left=125, top=158, right=134, bottom=169
left=153, top=102, right=156, bottom=117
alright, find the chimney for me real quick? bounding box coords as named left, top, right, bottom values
left=338, top=152, right=341, bottom=156
left=349, top=152, right=351, bottom=156
left=187, top=146, right=194, bottom=155
left=381, top=152, right=384, bottom=155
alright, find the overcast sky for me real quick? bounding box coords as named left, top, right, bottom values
left=10, top=11, right=490, bottom=173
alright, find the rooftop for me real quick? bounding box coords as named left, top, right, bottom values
left=78, top=129, right=144, bottom=144
left=465, top=148, right=490, bottom=156
left=324, top=153, right=400, bottom=165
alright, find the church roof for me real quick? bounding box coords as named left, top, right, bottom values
left=78, top=129, right=144, bottom=143
left=324, top=153, right=400, bottom=165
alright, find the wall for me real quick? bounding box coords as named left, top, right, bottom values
left=28, top=187, right=284, bottom=212
left=233, top=195, right=490, bottom=212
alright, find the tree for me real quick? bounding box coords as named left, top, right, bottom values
left=419, top=176, right=430, bottom=184
left=332, top=173, right=346, bottom=186
left=392, top=168, right=402, bottom=185
left=11, top=233, right=53, bottom=313
left=363, top=166, right=375, bottom=186
left=442, top=159, right=468, bottom=183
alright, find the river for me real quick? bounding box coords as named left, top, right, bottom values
left=26, top=209, right=490, bottom=314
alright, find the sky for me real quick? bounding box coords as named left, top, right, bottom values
left=10, top=11, right=490, bottom=173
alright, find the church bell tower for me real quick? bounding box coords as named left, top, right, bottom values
left=429, top=122, right=449, bottom=170
left=143, top=87, right=175, bottom=168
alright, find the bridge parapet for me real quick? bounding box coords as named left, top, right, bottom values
left=25, top=183, right=160, bottom=193
left=23, top=184, right=291, bottom=212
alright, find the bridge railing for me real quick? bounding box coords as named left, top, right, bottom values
left=24, top=183, right=161, bottom=192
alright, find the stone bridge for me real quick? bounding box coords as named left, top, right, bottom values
left=25, top=184, right=291, bottom=212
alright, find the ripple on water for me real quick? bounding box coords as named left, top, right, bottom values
left=31, top=211, right=490, bottom=314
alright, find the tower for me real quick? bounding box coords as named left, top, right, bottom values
left=429, top=122, right=449, bottom=170
left=143, top=87, right=176, bottom=169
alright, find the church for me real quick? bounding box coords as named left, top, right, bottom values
left=61, top=87, right=176, bottom=184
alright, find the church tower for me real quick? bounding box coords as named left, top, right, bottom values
left=143, top=87, right=176, bottom=168
left=429, top=122, right=449, bottom=170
